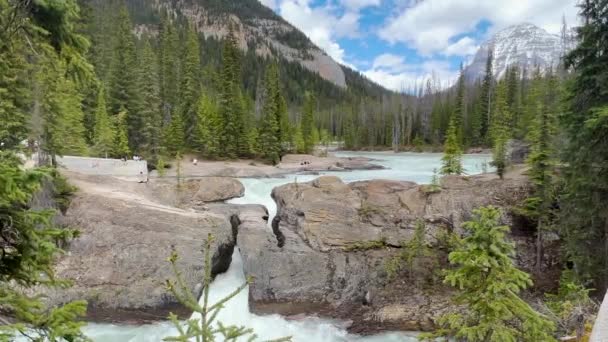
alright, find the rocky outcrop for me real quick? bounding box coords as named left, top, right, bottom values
left=42, top=173, right=246, bottom=323
left=238, top=170, right=552, bottom=333
left=143, top=0, right=347, bottom=88
left=278, top=154, right=383, bottom=173
left=174, top=177, right=245, bottom=205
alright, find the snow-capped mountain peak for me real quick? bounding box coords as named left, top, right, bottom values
left=465, top=23, right=573, bottom=81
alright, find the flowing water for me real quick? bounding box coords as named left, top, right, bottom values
left=81, top=152, right=492, bottom=341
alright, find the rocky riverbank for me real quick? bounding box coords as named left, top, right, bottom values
left=153, top=153, right=383, bottom=179
left=43, top=165, right=558, bottom=333
left=238, top=167, right=560, bottom=333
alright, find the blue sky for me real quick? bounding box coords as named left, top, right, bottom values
left=259, top=0, right=579, bottom=90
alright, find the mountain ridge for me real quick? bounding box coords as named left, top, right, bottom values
left=464, top=22, right=574, bottom=81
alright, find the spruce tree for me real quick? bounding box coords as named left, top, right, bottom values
left=180, top=24, right=202, bottom=145
left=425, top=206, right=555, bottom=342
left=525, top=70, right=558, bottom=275
left=453, top=63, right=466, bottom=143
left=113, top=108, right=131, bottom=158
left=440, top=119, right=463, bottom=175
left=107, top=4, right=142, bottom=148
left=258, top=63, right=284, bottom=163
left=301, top=92, right=316, bottom=154
left=293, top=125, right=306, bottom=154
left=36, top=59, right=88, bottom=162
left=479, top=48, right=494, bottom=144
left=0, top=36, right=29, bottom=151
left=164, top=112, right=186, bottom=156
left=194, top=93, right=221, bottom=158
left=560, top=0, right=608, bottom=288
left=218, top=26, right=247, bottom=158
left=139, top=40, right=162, bottom=158
left=159, top=19, right=179, bottom=122
left=93, top=87, right=114, bottom=158
left=491, top=80, right=512, bottom=180
left=0, top=1, right=92, bottom=339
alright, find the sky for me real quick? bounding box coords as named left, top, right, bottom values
left=258, top=0, right=580, bottom=91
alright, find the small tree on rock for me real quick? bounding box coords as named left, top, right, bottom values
left=440, top=119, right=463, bottom=175
left=423, top=206, right=556, bottom=342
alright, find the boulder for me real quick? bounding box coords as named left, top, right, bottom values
left=238, top=169, right=552, bottom=334
left=44, top=174, right=241, bottom=323
left=180, top=177, right=245, bottom=203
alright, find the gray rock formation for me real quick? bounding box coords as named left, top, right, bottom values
left=238, top=171, right=555, bottom=333
left=143, top=0, right=346, bottom=88
left=41, top=173, right=246, bottom=323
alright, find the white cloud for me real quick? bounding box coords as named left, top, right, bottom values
left=378, top=0, right=579, bottom=55
left=443, top=36, right=478, bottom=56
left=364, top=57, right=459, bottom=92
left=372, top=53, right=406, bottom=72
left=340, top=0, right=381, bottom=10
left=277, top=0, right=366, bottom=64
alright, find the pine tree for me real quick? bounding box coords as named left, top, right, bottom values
left=113, top=108, right=131, bottom=158
left=139, top=40, right=162, bottom=157
left=93, top=87, right=114, bottom=158
left=180, top=24, right=202, bottom=145
left=107, top=4, right=142, bottom=148
left=218, top=26, right=247, bottom=158
left=506, top=66, right=522, bottom=138
left=560, top=0, right=608, bottom=288
left=301, top=92, right=316, bottom=154
left=0, top=1, right=92, bottom=339
left=164, top=112, right=186, bottom=156
left=0, top=36, right=29, bottom=151
left=36, top=59, right=88, bottom=162
left=492, top=129, right=509, bottom=180
left=479, top=48, right=494, bottom=144
left=258, top=63, right=284, bottom=163
left=525, top=70, right=558, bottom=275
left=440, top=119, right=463, bottom=175
left=194, top=93, right=221, bottom=158
left=159, top=19, right=179, bottom=122
left=293, top=125, right=306, bottom=154
left=453, top=63, right=466, bottom=143
left=425, top=206, right=555, bottom=342
left=491, top=80, right=512, bottom=180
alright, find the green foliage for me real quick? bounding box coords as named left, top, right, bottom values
left=301, top=92, right=316, bottom=154
left=180, top=25, right=202, bottom=145
left=545, top=270, right=596, bottom=338
left=138, top=39, right=162, bottom=157
left=422, top=168, right=442, bottom=194
left=440, top=119, right=463, bottom=175
left=343, top=238, right=388, bottom=252
left=218, top=26, right=248, bottom=158
left=36, top=59, right=88, bottom=161
left=423, top=206, right=555, bottom=342
left=164, top=234, right=291, bottom=342
left=258, top=63, right=284, bottom=164
left=385, top=220, right=437, bottom=286
left=157, top=155, right=167, bottom=177
left=92, top=87, right=114, bottom=158
left=412, top=135, right=425, bottom=152
left=491, top=130, right=509, bottom=180
left=194, top=94, right=222, bottom=158
left=113, top=108, right=131, bottom=158
left=292, top=125, right=306, bottom=154
left=0, top=155, right=88, bottom=341
left=164, top=113, right=186, bottom=156
left=559, top=0, right=608, bottom=288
